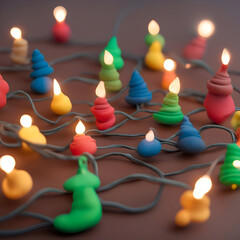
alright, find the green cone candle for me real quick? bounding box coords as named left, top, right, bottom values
left=153, top=77, right=184, bottom=125
left=99, top=50, right=122, bottom=92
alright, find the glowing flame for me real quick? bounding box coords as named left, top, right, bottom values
left=197, top=20, right=215, bottom=38
left=221, top=48, right=230, bottom=65
left=96, top=81, right=106, bottom=98
left=20, top=114, right=32, bottom=128
left=148, top=20, right=160, bottom=35
left=0, top=155, right=16, bottom=174
left=169, top=77, right=180, bottom=94
left=164, top=59, right=176, bottom=71
left=53, top=6, right=67, bottom=22
left=53, top=79, right=61, bottom=95
left=145, top=130, right=154, bottom=142
left=10, top=27, right=22, bottom=40
left=233, top=160, right=240, bottom=169
left=193, top=175, right=212, bottom=199
left=104, top=50, right=114, bottom=65
left=185, top=63, right=192, bottom=69
left=75, top=120, right=85, bottom=135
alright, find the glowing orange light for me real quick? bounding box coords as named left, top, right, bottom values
left=148, top=20, right=160, bottom=35
left=221, top=48, right=230, bottom=65
left=0, top=155, right=16, bottom=174
left=145, top=130, right=154, bottom=142
left=164, top=59, right=176, bottom=71
left=169, top=77, right=180, bottom=94
left=104, top=50, right=114, bottom=65
left=53, top=79, right=61, bottom=96
left=10, top=27, right=22, bottom=40
left=197, top=20, right=215, bottom=38
left=96, top=81, right=106, bottom=98
left=75, top=120, right=85, bottom=135
left=20, top=114, right=32, bottom=128
left=53, top=6, right=67, bottom=22
left=193, top=175, right=212, bottom=199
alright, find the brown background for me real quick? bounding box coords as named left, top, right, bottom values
left=0, top=0, right=240, bottom=239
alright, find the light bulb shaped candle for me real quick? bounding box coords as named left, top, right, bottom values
left=91, top=81, right=116, bottom=130
left=137, top=129, right=161, bottom=157
left=204, top=49, right=235, bottom=124
left=161, top=59, right=177, bottom=90
left=145, top=20, right=165, bottom=48
left=153, top=77, right=184, bottom=125
left=175, top=175, right=212, bottom=227
left=53, top=6, right=71, bottom=43
left=18, top=114, right=47, bottom=151
left=99, top=50, right=122, bottom=92
left=51, top=79, right=72, bottom=115
left=70, top=120, right=97, bottom=156
left=10, top=27, right=29, bottom=65
left=0, top=155, right=33, bottom=200
left=183, top=19, right=215, bottom=60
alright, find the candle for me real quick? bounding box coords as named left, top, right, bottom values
left=18, top=114, right=47, bottom=151
left=0, top=155, right=33, bottom=199
left=53, top=156, right=102, bottom=233
left=91, top=81, right=116, bottom=130
left=137, top=129, right=161, bottom=157
left=125, top=70, right=152, bottom=105
left=70, top=120, right=97, bottom=156
left=52, top=6, right=71, bottom=43
left=161, top=59, right=177, bottom=90
left=0, top=74, right=9, bottom=109
left=204, top=49, right=235, bottom=124
left=51, top=79, right=72, bottom=115
left=153, top=77, right=184, bottom=125
left=99, top=50, right=122, bottom=92
left=182, top=19, right=215, bottom=60
left=175, top=175, right=212, bottom=227
left=10, top=27, right=29, bottom=65
left=231, top=111, right=240, bottom=130
left=145, top=20, right=165, bottom=48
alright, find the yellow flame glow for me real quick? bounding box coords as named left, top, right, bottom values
left=221, top=48, right=230, bottom=65
left=20, top=114, right=32, bottom=128
left=53, top=79, right=61, bottom=95
left=169, top=77, right=180, bottom=94
left=193, top=175, right=212, bottom=199
left=10, top=27, right=22, bottom=40
left=53, top=6, right=67, bottom=22
left=104, top=50, right=114, bottom=65
left=197, top=20, right=215, bottom=38
left=0, top=155, right=16, bottom=174
left=164, top=59, right=176, bottom=71
left=75, top=120, right=85, bottom=135
left=233, top=160, right=240, bottom=169
left=145, top=130, right=154, bottom=142
left=148, top=20, right=160, bottom=35
left=96, top=81, right=106, bottom=98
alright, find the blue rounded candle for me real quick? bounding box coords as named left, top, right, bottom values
left=137, top=130, right=161, bottom=157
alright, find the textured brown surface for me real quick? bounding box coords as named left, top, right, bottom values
left=0, top=0, right=240, bottom=239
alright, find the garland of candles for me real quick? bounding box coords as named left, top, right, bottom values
left=0, top=2, right=240, bottom=237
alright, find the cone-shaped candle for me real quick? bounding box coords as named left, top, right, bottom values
left=0, top=155, right=33, bottom=200
left=10, top=27, right=29, bottom=65
left=231, top=111, right=240, bottom=130
left=153, top=77, right=184, bottom=125
left=99, top=36, right=124, bottom=70
left=137, top=129, right=161, bottom=157
left=0, top=74, right=9, bottom=109
left=145, top=20, right=165, bottom=48
left=52, top=6, right=71, bottom=43
left=99, top=50, right=122, bottom=92
left=182, top=20, right=215, bottom=59
left=18, top=114, right=47, bottom=151
left=51, top=79, right=72, bottom=115
left=219, top=143, right=240, bottom=189
left=30, top=49, right=53, bottom=94
left=145, top=41, right=165, bottom=71
left=91, top=81, right=116, bottom=130
left=204, top=49, right=235, bottom=124
left=70, top=120, right=97, bottom=156
left=178, top=116, right=206, bottom=154
left=162, top=59, right=177, bottom=90
left=125, top=70, right=152, bottom=105
left=175, top=175, right=211, bottom=227
left=54, top=156, right=102, bottom=233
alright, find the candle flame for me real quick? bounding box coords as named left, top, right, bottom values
left=145, top=130, right=154, bottom=142
left=104, top=50, right=113, bottom=65
left=169, top=77, right=180, bottom=94
left=185, top=63, right=192, bottom=69
left=233, top=160, right=240, bottom=169
left=53, top=79, right=61, bottom=96
left=197, top=20, right=215, bottom=38
left=96, top=81, right=106, bottom=98
left=75, top=120, right=85, bottom=135
left=164, top=59, right=176, bottom=71
left=10, top=27, right=22, bottom=40
left=193, top=175, right=212, bottom=199
left=20, top=114, right=32, bottom=128
left=221, top=48, right=230, bottom=65
left=53, top=6, right=67, bottom=22
left=0, top=155, right=16, bottom=174
left=148, top=20, right=160, bottom=35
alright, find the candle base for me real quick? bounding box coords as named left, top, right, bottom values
left=53, top=22, right=71, bottom=43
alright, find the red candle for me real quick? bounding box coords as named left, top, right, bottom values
left=70, top=120, right=97, bottom=156
left=162, top=59, right=177, bottom=90
left=91, top=81, right=116, bottom=130
left=0, top=74, right=9, bottom=109
left=52, top=6, right=71, bottom=43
